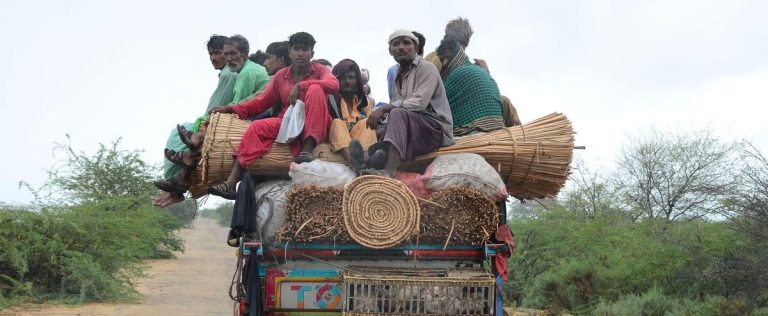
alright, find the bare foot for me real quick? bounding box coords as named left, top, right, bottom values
left=152, top=192, right=185, bottom=208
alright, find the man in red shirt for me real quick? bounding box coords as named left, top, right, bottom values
left=207, top=32, right=338, bottom=199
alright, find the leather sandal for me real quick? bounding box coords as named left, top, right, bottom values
left=154, top=177, right=189, bottom=194
left=177, top=124, right=200, bottom=151
left=367, top=149, right=387, bottom=170
left=164, top=148, right=195, bottom=169
left=207, top=182, right=236, bottom=200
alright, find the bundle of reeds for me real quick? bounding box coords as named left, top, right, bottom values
left=188, top=113, right=344, bottom=198
left=189, top=112, right=575, bottom=201
left=418, top=187, right=499, bottom=246
left=278, top=186, right=350, bottom=243
left=409, top=112, right=575, bottom=200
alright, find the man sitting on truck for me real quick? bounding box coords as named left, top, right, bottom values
left=152, top=36, right=273, bottom=206
left=204, top=32, right=339, bottom=199
left=327, top=59, right=377, bottom=174
left=152, top=35, right=238, bottom=207
left=436, top=37, right=505, bottom=136
left=362, top=30, right=454, bottom=178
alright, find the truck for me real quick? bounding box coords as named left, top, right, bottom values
left=231, top=199, right=512, bottom=316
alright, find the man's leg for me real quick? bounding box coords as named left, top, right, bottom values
left=383, top=142, right=402, bottom=176
left=295, top=84, right=332, bottom=162
left=208, top=117, right=282, bottom=199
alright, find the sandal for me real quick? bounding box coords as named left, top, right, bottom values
left=154, top=177, right=189, bottom=194
left=349, top=140, right=364, bottom=174
left=207, top=182, right=236, bottom=200
left=164, top=148, right=195, bottom=169
left=177, top=124, right=200, bottom=151
left=294, top=151, right=314, bottom=164
left=367, top=149, right=387, bottom=170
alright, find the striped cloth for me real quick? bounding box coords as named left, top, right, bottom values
left=443, top=59, right=505, bottom=136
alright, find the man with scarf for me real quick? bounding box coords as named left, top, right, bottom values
left=363, top=30, right=454, bottom=178
left=436, top=38, right=505, bottom=136
left=327, top=59, right=378, bottom=174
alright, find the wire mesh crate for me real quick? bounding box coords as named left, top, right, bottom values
left=342, top=267, right=496, bottom=315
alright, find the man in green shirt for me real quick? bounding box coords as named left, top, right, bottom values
left=153, top=35, right=269, bottom=207
left=222, top=34, right=270, bottom=109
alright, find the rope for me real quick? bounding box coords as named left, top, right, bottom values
left=504, top=127, right=518, bottom=186
left=342, top=175, right=420, bottom=249
left=517, top=141, right=541, bottom=186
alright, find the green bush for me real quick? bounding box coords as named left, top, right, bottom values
left=165, top=199, right=198, bottom=227
left=524, top=260, right=599, bottom=311
left=0, top=203, right=183, bottom=304
left=506, top=207, right=744, bottom=312
left=594, top=290, right=755, bottom=316
left=594, top=288, right=683, bottom=316
left=0, top=138, right=186, bottom=306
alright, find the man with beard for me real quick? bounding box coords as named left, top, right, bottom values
left=204, top=32, right=338, bottom=199
left=153, top=35, right=269, bottom=206
left=327, top=59, right=377, bottom=174
left=363, top=30, right=454, bottom=178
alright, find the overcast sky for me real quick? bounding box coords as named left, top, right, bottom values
left=1, top=0, right=766, bottom=205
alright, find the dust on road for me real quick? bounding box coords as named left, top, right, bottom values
left=9, top=217, right=237, bottom=316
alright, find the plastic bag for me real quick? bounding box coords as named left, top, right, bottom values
left=288, top=160, right=356, bottom=189
left=275, top=100, right=305, bottom=143
left=253, top=180, right=292, bottom=243
left=422, top=153, right=509, bottom=200
left=395, top=171, right=432, bottom=198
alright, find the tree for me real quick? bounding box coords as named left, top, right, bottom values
left=728, top=142, right=768, bottom=240
left=23, top=136, right=156, bottom=207
left=562, top=158, right=622, bottom=218
left=613, top=129, right=738, bottom=221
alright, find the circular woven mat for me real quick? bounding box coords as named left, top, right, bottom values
left=342, top=175, right=420, bottom=249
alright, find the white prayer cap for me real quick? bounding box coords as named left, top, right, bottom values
left=388, top=30, right=419, bottom=45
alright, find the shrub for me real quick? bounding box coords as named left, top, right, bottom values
left=1, top=138, right=185, bottom=305
left=200, top=202, right=234, bottom=227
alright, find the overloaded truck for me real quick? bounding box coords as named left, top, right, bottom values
left=189, top=112, right=575, bottom=316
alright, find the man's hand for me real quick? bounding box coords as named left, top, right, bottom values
left=209, top=106, right=234, bottom=114
left=366, top=109, right=384, bottom=130
left=474, top=58, right=490, bottom=73
left=287, top=83, right=300, bottom=106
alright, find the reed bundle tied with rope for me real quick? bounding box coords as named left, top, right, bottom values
left=278, top=185, right=351, bottom=243
left=188, top=113, right=345, bottom=198
left=407, top=112, right=575, bottom=200
left=343, top=175, right=420, bottom=249
left=419, top=187, right=499, bottom=246
left=189, top=112, right=575, bottom=201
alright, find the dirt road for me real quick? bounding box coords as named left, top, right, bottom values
left=10, top=217, right=237, bottom=316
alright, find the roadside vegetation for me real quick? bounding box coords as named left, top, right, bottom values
left=200, top=202, right=234, bottom=227
left=504, top=130, right=768, bottom=315
left=0, top=138, right=196, bottom=308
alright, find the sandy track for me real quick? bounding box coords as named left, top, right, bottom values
left=9, top=217, right=237, bottom=316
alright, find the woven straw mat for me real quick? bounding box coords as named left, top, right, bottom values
left=342, top=175, right=420, bottom=249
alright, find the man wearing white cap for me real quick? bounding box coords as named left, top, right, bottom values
left=363, top=30, right=454, bottom=177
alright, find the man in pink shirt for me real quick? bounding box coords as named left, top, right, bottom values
left=206, top=32, right=338, bottom=199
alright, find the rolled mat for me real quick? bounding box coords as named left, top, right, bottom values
left=342, top=175, right=419, bottom=249
left=188, top=112, right=575, bottom=201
